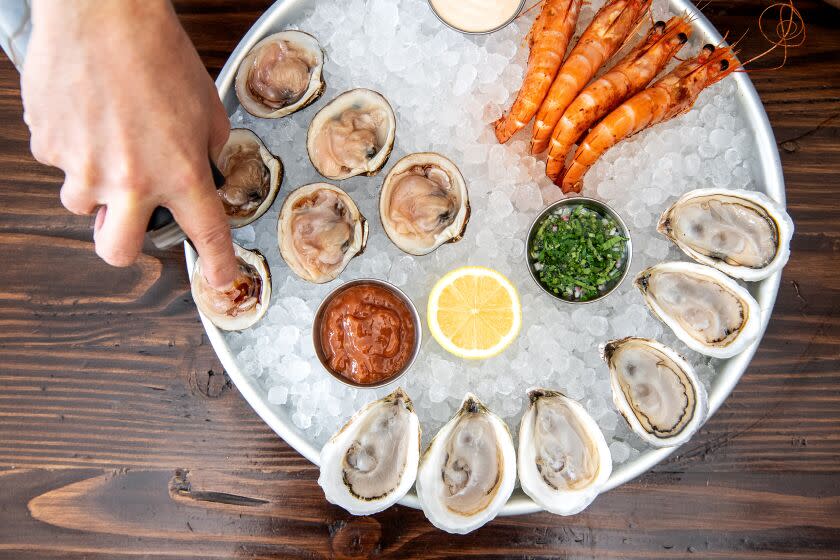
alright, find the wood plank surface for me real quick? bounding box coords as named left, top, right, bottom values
left=0, top=0, right=838, bottom=558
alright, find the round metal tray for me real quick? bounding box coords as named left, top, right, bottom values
left=186, top=0, right=785, bottom=516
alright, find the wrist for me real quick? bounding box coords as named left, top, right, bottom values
left=31, top=0, right=175, bottom=35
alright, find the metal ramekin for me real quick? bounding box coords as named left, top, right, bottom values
left=526, top=197, right=633, bottom=304
left=427, top=0, right=526, bottom=35
left=312, top=278, right=422, bottom=389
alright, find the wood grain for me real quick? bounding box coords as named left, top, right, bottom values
left=0, top=0, right=838, bottom=558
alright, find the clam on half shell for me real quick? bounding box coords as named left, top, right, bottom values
left=657, top=188, right=794, bottom=281
left=235, top=30, right=325, bottom=118
left=634, top=261, right=761, bottom=358
left=318, top=388, right=420, bottom=516
left=601, top=337, right=708, bottom=448
left=277, top=183, right=368, bottom=284
left=216, top=129, right=283, bottom=228
left=518, top=389, right=612, bottom=515
left=307, top=88, right=396, bottom=180
left=190, top=243, right=271, bottom=331
left=380, top=152, right=470, bottom=255
left=416, top=393, right=516, bottom=535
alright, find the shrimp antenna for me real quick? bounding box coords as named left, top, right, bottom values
left=516, top=0, right=545, bottom=20
left=737, top=0, right=805, bottom=71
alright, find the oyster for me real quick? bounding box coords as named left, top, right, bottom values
left=518, top=389, right=612, bottom=515
left=657, top=188, right=794, bottom=281
left=216, top=129, right=282, bottom=227
left=235, top=30, right=325, bottom=118
left=318, top=388, right=420, bottom=516
left=277, top=183, right=368, bottom=284
left=635, top=262, right=761, bottom=358
left=190, top=243, right=271, bottom=331
left=307, top=89, right=396, bottom=180
left=601, top=337, right=708, bottom=447
left=416, top=393, right=516, bottom=534
left=379, top=152, right=470, bottom=255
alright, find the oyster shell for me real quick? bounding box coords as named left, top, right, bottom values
left=379, top=152, right=470, bottom=255
left=657, top=188, right=794, bottom=281
left=601, top=337, right=708, bottom=447
left=635, top=262, right=761, bottom=358
left=277, top=183, right=368, bottom=284
left=416, top=393, right=516, bottom=534
left=318, top=388, right=420, bottom=516
left=190, top=243, right=271, bottom=331
left=235, top=30, right=325, bottom=118
left=216, top=129, right=282, bottom=227
left=307, top=89, right=396, bottom=180
left=518, top=389, right=612, bottom=515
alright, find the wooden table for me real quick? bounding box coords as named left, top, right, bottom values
left=1, top=1, right=837, bottom=558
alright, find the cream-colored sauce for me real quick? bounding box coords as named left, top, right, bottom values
left=430, top=0, right=521, bottom=33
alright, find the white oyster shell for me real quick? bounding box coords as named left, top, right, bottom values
left=277, top=183, right=368, bottom=284
left=318, top=388, right=420, bottom=516
left=518, top=389, right=612, bottom=515
left=635, top=261, right=761, bottom=358
left=235, top=30, right=325, bottom=118
left=601, top=338, right=708, bottom=447
left=307, top=88, right=396, bottom=180
left=379, top=152, right=470, bottom=255
left=416, top=393, right=516, bottom=534
left=657, top=188, right=794, bottom=281
left=190, top=243, right=271, bottom=331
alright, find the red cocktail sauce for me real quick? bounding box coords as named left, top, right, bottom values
left=319, top=283, right=416, bottom=385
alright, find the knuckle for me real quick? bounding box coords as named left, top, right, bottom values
left=194, top=221, right=231, bottom=251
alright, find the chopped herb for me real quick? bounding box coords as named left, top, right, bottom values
left=529, top=205, right=628, bottom=302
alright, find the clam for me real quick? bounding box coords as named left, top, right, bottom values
left=635, top=262, right=761, bottom=358
left=416, top=393, right=516, bottom=534
left=657, top=188, right=794, bottom=281
left=380, top=152, right=470, bottom=255
left=318, top=388, right=420, bottom=516
left=601, top=337, right=708, bottom=447
left=277, top=183, right=368, bottom=284
left=216, top=129, right=282, bottom=227
left=190, top=243, right=271, bottom=331
left=307, top=89, right=396, bottom=180
left=235, top=30, right=325, bottom=118
left=518, top=389, right=612, bottom=515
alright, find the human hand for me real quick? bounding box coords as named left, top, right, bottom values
left=22, top=0, right=238, bottom=288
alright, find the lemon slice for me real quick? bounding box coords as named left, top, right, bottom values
left=427, top=266, right=522, bottom=359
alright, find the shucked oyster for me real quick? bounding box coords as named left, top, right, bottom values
left=635, top=261, right=761, bottom=358
left=235, top=30, right=325, bottom=118
left=318, top=388, right=420, bottom=516
left=277, top=183, right=368, bottom=284
left=518, top=389, right=612, bottom=515
left=380, top=153, right=470, bottom=255
left=307, top=89, right=396, bottom=180
left=416, top=393, right=516, bottom=534
left=216, top=129, right=282, bottom=227
left=657, top=188, right=794, bottom=281
left=601, top=337, right=708, bottom=447
left=190, top=243, right=271, bottom=331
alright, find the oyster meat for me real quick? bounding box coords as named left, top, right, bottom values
left=277, top=183, right=368, bottom=284
left=658, top=188, right=794, bottom=281
left=190, top=243, right=271, bottom=331
left=216, top=129, right=282, bottom=227
left=235, top=30, right=325, bottom=118
left=380, top=152, right=470, bottom=255
left=635, top=261, right=761, bottom=358
left=518, top=389, right=612, bottom=515
left=416, top=393, right=516, bottom=534
left=318, top=388, right=420, bottom=516
left=601, top=337, right=708, bottom=447
left=307, top=89, right=396, bottom=180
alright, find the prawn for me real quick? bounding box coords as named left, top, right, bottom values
left=560, top=44, right=739, bottom=192
left=494, top=0, right=583, bottom=144
left=545, top=16, right=692, bottom=186
left=530, top=0, right=652, bottom=154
